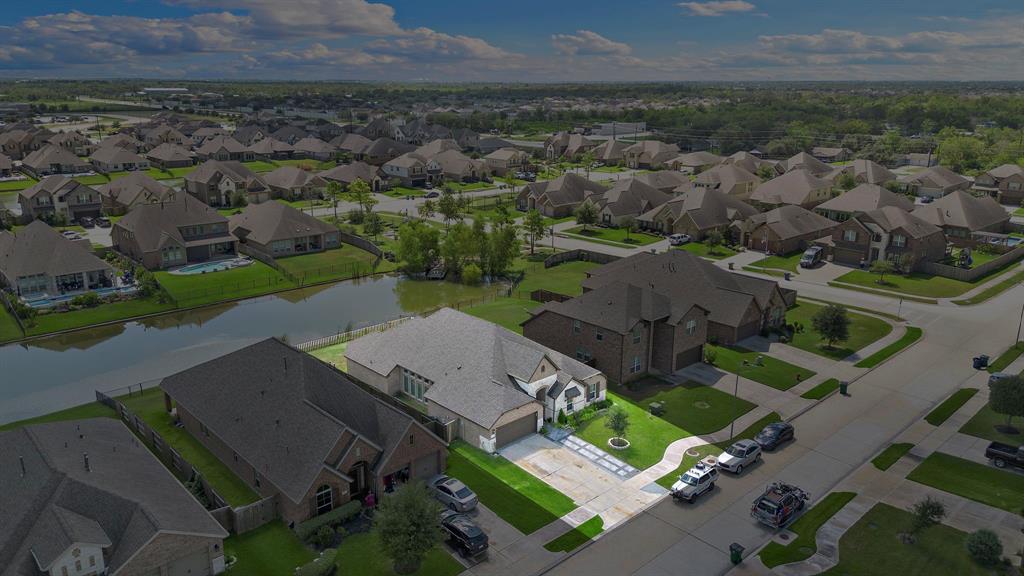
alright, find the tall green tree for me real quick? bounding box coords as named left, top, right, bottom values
left=989, top=374, right=1024, bottom=430
left=523, top=209, right=546, bottom=255
left=349, top=178, right=372, bottom=216
left=417, top=198, right=437, bottom=219
left=605, top=405, right=630, bottom=441
left=396, top=221, right=440, bottom=274
left=437, top=189, right=463, bottom=231
left=907, top=496, right=946, bottom=543
left=811, top=304, right=850, bottom=350
left=580, top=150, right=596, bottom=180
left=324, top=180, right=342, bottom=223
left=574, top=201, right=598, bottom=231
left=372, top=482, right=443, bottom=574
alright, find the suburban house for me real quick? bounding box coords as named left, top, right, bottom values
left=900, top=165, right=970, bottom=198
left=484, top=148, right=529, bottom=176
left=98, top=133, right=144, bottom=154
left=590, top=139, right=626, bottom=165
left=146, top=142, right=197, bottom=169
left=899, top=152, right=938, bottom=168
left=545, top=132, right=595, bottom=161
left=112, top=195, right=236, bottom=270
left=413, top=139, right=461, bottom=159
left=195, top=135, right=254, bottom=162
left=232, top=125, right=269, bottom=145
left=524, top=251, right=787, bottom=382
left=779, top=152, right=833, bottom=176
left=749, top=169, right=833, bottom=209
left=723, top=151, right=778, bottom=176
left=143, top=125, right=190, bottom=148
left=88, top=146, right=150, bottom=173
left=433, top=149, right=489, bottom=182
left=160, top=338, right=447, bottom=525
left=262, top=166, right=328, bottom=200
left=910, top=189, right=1010, bottom=240
left=293, top=136, right=335, bottom=161
left=665, top=151, right=723, bottom=174
left=332, top=133, right=373, bottom=156
left=359, top=117, right=405, bottom=141
left=271, top=125, right=309, bottom=145
left=247, top=137, right=295, bottom=160
left=229, top=201, right=341, bottom=259
left=0, top=419, right=228, bottom=576
left=583, top=178, right=671, bottom=227
left=632, top=170, right=691, bottom=194
left=21, top=145, right=92, bottom=177
left=382, top=153, right=432, bottom=187
left=828, top=206, right=946, bottom=269
left=47, top=131, right=95, bottom=157
left=184, top=160, right=270, bottom=207
left=637, top=187, right=758, bottom=239
left=0, top=128, right=49, bottom=160
left=824, top=159, right=896, bottom=187
left=974, top=164, right=1024, bottom=205
left=476, top=137, right=513, bottom=155
left=96, top=172, right=176, bottom=215
left=694, top=164, right=761, bottom=200
left=357, top=138, right=415, bottom=165
left=516, top=173, right=607, bottom=217
left=623, top=140, right=680, bottom=170
left=0, top=153, right=11, bottom=177
left=734, top=205, right=838, bottom=254
left=18, top=176, right=102, bottom=223
left=319, top=161, right=384, bottom=192
left=0, top=220, right=113, bottom=298
left=811, top=146, right=853, bottom=163
left=814, top=183, right=915, bottom=222
left=347, top=308, right=606, bottom=450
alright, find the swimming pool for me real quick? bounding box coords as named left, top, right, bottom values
left=25, top=285, right=139, bottom=308
left=170, top=257, right=253, bottom=276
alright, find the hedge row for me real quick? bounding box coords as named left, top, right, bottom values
left=295, top=500, right=362, bottom=542
left=295, top=548, right=338, bottom=576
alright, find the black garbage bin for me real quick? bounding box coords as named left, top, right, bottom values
left=973, top=355, right=990, bottom=370
left=729, top=543, right=745, bottom=565
left=839, top=381, right=849, bottom=396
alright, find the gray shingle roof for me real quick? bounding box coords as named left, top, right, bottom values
left=744, top=205, right=837, bottom=241
left=18, top=174, right=96, bottom=202
left=113, top=194, right=228, bottom=253
left=815, top=183, right=913, bottom=214
left=0, top=221, right=112, bottom=281
left=859, top=206, right=943, bottom=239
left=525, top=173, right=607, bottom=208
left=229, top=201, right=336, bottom=245
left=88, top=146, right=145, bottom=166
left=632, top=170, right=691, bottom=194
left=781, top=152, right=832, bottom=175
left=910, top=190, right=1009, bottom=231
left=591, top=178, right=671, bottom=217
left=639, top=187, right=757, bottom=230
left=97, top=172, right=174, bottom=208
left=750, top=169, right=830, bottom=206
left=145, top=142, right=195, bottom=163
left=319, top=161, right=380, bottom=185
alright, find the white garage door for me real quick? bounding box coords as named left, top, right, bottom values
left=168, top=549, right=210, bottom=576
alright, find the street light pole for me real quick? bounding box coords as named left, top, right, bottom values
left=1017, top=301, right=1024, bottom=343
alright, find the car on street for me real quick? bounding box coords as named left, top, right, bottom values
left=717, top=439, right=761, bottom=474
left=668, top=233, right=692, bottom=246
left=751, top=482, right=809, bottom=528
left=919, top=195, right=933, bottom=204
left=425, top=191, right=439, bottom=198
left=429, top=475, right=478, bottom=512
left=755, top=421, right=794, bottom=451
left=985, top=442, right=1024, bottom=469
left=670, top=461, right=718, bottom=503
left=799, top=246, right=824, bottom=268
left=440, top=510, right=489, bottom=558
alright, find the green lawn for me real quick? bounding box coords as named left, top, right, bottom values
left=383, top=186, right=427, bottom=198
left=0, top=400, right=116, bottom=431
left=447, top=441, right=576, bottom=535
left=907, top=452, right=1024, bottom=513
left=540, top=215, right=575, bottom=227
left=0, top=177, right=37, bottom=191
left=676, top=242, right=738, bottom=260
left=562, top=226, right=662, bottom=247
left=872, top=443, right=914, bottom=471
left=613, top=378, right=757, bottom=436
left=336, top=532, right=463, bottom=576
left=155, top=260, right=295, bottom=307
left=275, top=197, right=331, bottom=210
left=798, top=297, right=906, bottom=322
left=242, top=160, right=278, bottom=173
left=706, top=345, right=814, bottom=391
left=25, top=297, right=175, bottom=336
left=119, top=387, right=260, bottom=506
left=308, top=341, right=349, bottom=371
left=516, top=260, right=599, bottom=296
left=574, top=391, right=690, bottom=470
left=750, top=253, right=802, bottom=273
left=72, top=173, right=111, bottom=185
left=953, top=269, right=1024, bottom=306
left=654, top=412, right=781, bottom=489
left=854, top=327, right=923, bottom=368
left=0, top=307, right=24, bottom=343
left=743, top=266, right=788, bottom=278
left=447, top=181, right=493, bottom=192
left=786, top=302, right=893, bottom=360
left=924, top=388, right=978, bottom=426
left=986, top=341, right=1024, bottom=373
left=145, top=166, right=196, bottom=180
left=801, top=378, right=840, bottom=400
left=276, top=246, right=385, bottom=285
left=543, top=516, right=604, bottom=553
left=465, top=297, right=536, bottom=333
left=593, top=165, right=626, bottom=173
left=960, top=402, right=1024, bottom=445
left=275, top=158, right=337, bottom=170
left=759, top=491, right=857, bottom=568
left=225, top=521, right=315, bottom=576
left=836, top=264, right=1020, bottom=299
left=821, top=503, right=998, bottom=576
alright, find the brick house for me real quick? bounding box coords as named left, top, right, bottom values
left=734, top=205, right=838, bottom=255
left=160, top=338, right=447, bottom=526
left=516, top=173, right=607, bottom=217
left=112, top=195, right=236, bottom=270
left=829, top=206, right=947, bottom=270
left=18, top=175, right=102, bottom=223
left=229, top=201, right=341, bottom=259
left=974, top=164, right=1024, bottom=205
left=184, top=160, right=270, bottom=207
left=637, top=187, right=757, bottom=240
left=910, top=190, right=1010, bottom=241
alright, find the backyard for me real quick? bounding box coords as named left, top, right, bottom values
left=561, top=226, right=662, bottom=247
left=705, top=345, right=815, bottom=391
left=24, top=297, right=175, bottom=337
left=465, top=297, right=537, bottom=333
left=224, top=521, right=314, bottom=576
left=155, top=260, right=295, bottom=307
left=786, top=301, right=893, bottom=360
left=309, top=341, right=349, bottom=371
left=515, top=260, right=599, bottom=296
left=276, top=245, right=390, bottom=285
left=0, top=308, right=24, bottom=343
left=0, top=400, right=116, bottom=432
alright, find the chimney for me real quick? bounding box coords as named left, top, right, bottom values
left=83, top=453, right=90, bottom=472
left=19, top=456, right=26, bottom=477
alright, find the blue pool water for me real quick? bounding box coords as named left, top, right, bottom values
left=26, top=285, right=138, bottom=308
left=172, top=258, right=252, bottom=275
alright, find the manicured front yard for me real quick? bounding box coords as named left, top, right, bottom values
left=821, top=503, right=998, bottom=576
left=574, top=391, right=689, bottom=470
left=515, top=260, right=599, bottom=296
left=336, top=532, right=463, bottom=576
left=276, top=245, right=387, bottom=285
left=706, top=345, right=815, bottom=391
left=465, top=297, right=537, bottom=333
left=383, top=186, right=427, bottom=198
left=960, top=402, right=1024, bottom=445
left=986, top=341, right=1024, bottom=373
left=225, top=521, right=315, bottom=576
left=119, top=387, right=260, bottom=506
left=786, top=302, right=893, bottom=360
left=543, top=516, right=604, bottom=553
left=759, top=491, right=857, bottom=568
left=155, top=260, right=295, bottom=307
left=854, top=327, right=922, bottom=368
left=750, top=253, right=802, bottom=273
left=907, top=451, right=1024, bottom=514
left=924, top=388, right=978, bottom=426
left=562, top=226, right=662, bottom=246
left=872, top=442, right=914, bottom=471
left=676, top=242, right=738, bottom=260
left=614, top=378, right=757, bottom=436
left=446, top=441, right=576, bottom=535
left=836, top=264, right=1020, bottom=299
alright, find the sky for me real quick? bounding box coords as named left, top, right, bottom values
left=2, top=0, right=1023, bottom=81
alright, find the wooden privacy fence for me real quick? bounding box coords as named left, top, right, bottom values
left=543, top=248, right=621, bottom=268
left=916, top=245, right=1024, bottom=282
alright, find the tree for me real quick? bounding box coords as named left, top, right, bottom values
left=524, top=210, right=546, bottom=255
left=836, top=172, right=857, bottom=191
left=811, top=304, right=850, bottom=349
left=396, top=221, right=440, bottom=275
left=574, top=201, right=598, bottom=231
left=324, top=180, right=342, bottom=223
left=437, top=189, right=463, bottom=231
left=440, top=222, right=474, bottom=273
left=756, top=164, right=778, bottom=180
left=488, top=224, right=519, bottom=275
left=364, top=211, right=383, bottom=238
left=705, top=229, right=723, bottom=254
left=605, top=404, right=630, bottom=440
left=349, top=178, right=372, bottom=216
left=870, top=259, right=895, bottom=284
left=580, top=150, right=596, bottom=180
left=462, top=262, right=482, bottom=285
left=989, top=374, right=1024, bottom=431
left=620, top=216, right=635, bottom=242
left=906, top=496, right=946, bottom=543
left=965, top=529, right=1003, bottom=567
left=417, top=198, right=437, bottom=219
left=372, top=482, right=443, bottom=574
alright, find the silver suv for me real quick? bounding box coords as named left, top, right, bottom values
left=670, top=461, right=718, bottom=503
left=717, top=439, right=762, bottom=474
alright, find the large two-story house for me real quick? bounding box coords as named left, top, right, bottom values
left=829, top=206, right=947, bottom=270
left=974, top=164, right=1024, bottom=205
left=229, top=202, right=341, bottom=259
left=112, top=195, right=236, bottom=270
left=0, top=220, right=114, bottom=299
left=184, top=160, right=270, bottom=207
left=18, top=176, right=102, bottom=223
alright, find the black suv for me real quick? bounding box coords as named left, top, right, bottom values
left=440, top=510, right=489, bottom=558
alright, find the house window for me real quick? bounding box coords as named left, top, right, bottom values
left=409, top=434, right=414, bottom=446
left=595, top=332, right=604, bottom=341
left=572, top=319, right=581, bottom=334
left=315, top=484, right=333, bottom=515
left=566, top=400, right=575, bottom=413
left=630, top=356, right=642, bottom=374
left=891, top=234, right=906, bottom=248
left=843, top=229, right=857, bottom=242
left=587, top=382, right=599, bottom=401
left=632, top=325, right=642, bottom=344
left=685, top=319, right=698, bottom=336
left=89, top=556, right=95, bottom=567
left=575, top=347, right=591, bottom=362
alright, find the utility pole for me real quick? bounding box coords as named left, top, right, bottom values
left=1017, top=301, right=1024, bottom=343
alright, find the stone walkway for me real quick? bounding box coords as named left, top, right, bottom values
left=560, top=434, right=641, bottom=479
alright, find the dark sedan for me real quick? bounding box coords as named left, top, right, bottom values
left=440, top=510, right=489, bottom=559
left=755, top=422, right=795, bottom=451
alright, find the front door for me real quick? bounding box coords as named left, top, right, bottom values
left=348, top=461, right=368, bottom=500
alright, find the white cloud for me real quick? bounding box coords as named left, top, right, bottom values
left=368, top=28, right=520, bottom=62
left=551, top=30, right=632, bottom=56
left=678, top=1, right=756, bottom=17
left=165, top=0, right=402, bottom=37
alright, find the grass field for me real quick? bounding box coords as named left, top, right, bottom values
left=276, top=246, right=385, bottom=285
left=786, top=302, right=893, bottom=360
left=155, top=260, right=295, bottom=307
left=759, top=492, right=857, bottom=568
left=0, top=177, right=37, bottom=191
left=801, top=378, right=840, bottom=400
left=543, top=516, right=604, bottom=553
left=242, top=160, right=278, bottom=173
left=872, top=443, right=914, bottom=471
left=464, top=297, right=536, bottom=333
left=907, top=452, right=1024, bottom=513
left=706, top=345, right=814, bottom=391
left=676, top=242, right=738, bottom=260
left=515, top=260, right=599, bottom=296
left=854, top=327, right=922, bottom=368
left=827, top=282, right=938, bottom=304
left=26, top=297, right=175, bottom=336
left=0, top=308, right=24, bottom=343
left=836, top=263, right=1020, bottom=299
left=562, top=226, right=662, bottom=247
left=336, top=532, right=463, bottom=576
left=750, top=253, right=802, bottom=273
left=924, top=388, right=978, bottom=426
left=960, top=402, right=1024, bottom=445
left=308, top=341, right=349, bottom=371
left=224, top=521, right=315, bottom=576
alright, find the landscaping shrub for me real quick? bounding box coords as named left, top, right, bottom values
left=295, top=500, right=362, bottom=543
left=347, top=208, right=365, bottom=224
left=462, top=263, right=482, bottom=285
left=313, top=525, right=335, bottom=549
left=704, top=347, right=717, bottom=365
left=557, top=409, right=567, bottom=426
left=965, top=529, right=1002, bottom=566
left=592, top=398, right=612, bottom=410
left=295, top=548, right=338, bottom=576
left=70, top=292, right=102, bottom=308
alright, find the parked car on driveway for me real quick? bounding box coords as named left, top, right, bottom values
left=755, top=421, right=795, bottom=451
left=670, top=461, right=718, bottom=503
left=440, top=510, right=489, bottom=558
left=985, top=442, right=1024, bottom=469
left=79, top=216, right=95, bottom=228
left=95, top=216, right=111, bottom=228
left=668, top=233, right=692, bottom=246
left=717, top=439, right=762, bottom=474
left=799, top=246, right=824, bottom=268
left=429, top=475, right=478, bottom=512
left=751, top=482, right=809, bottom=529
left=425, top=191, right=439, bottom=199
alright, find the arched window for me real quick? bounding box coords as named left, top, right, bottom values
left=315, top=484, right=333, bottom=516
